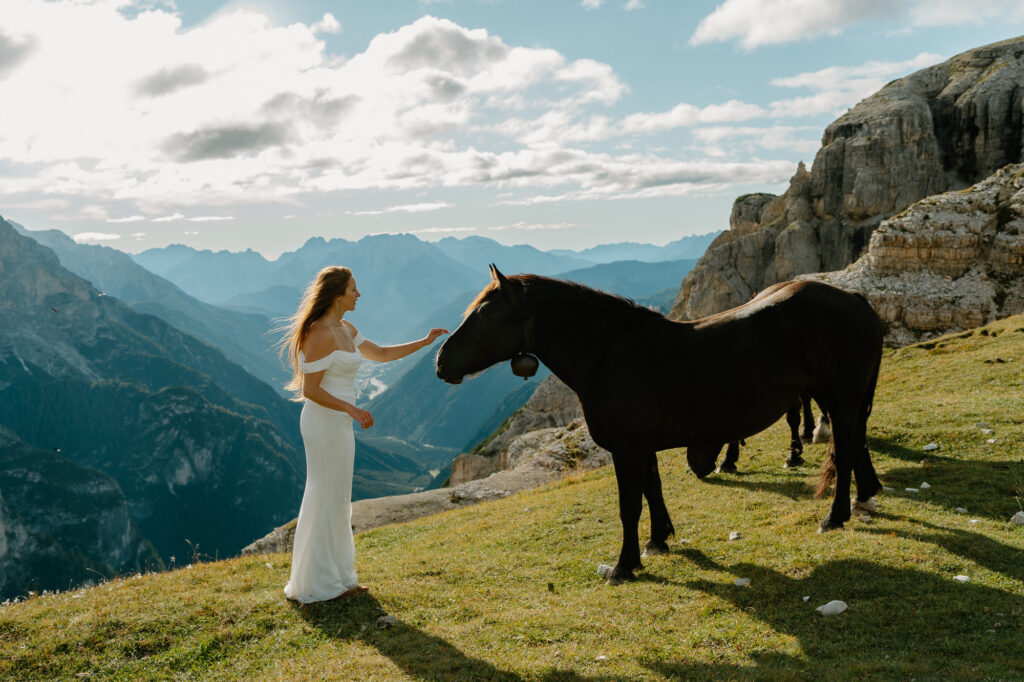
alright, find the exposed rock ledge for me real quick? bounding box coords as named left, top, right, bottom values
left=803, top=162, right=1024, bottom=346
left=449, top=374, right=583, bottom=486
left=241, top=418, right=608, bottom=556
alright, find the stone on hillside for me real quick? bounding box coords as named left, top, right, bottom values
left=735, top=578, right=751, bottom=587
left=920, top=482, right=931, bottom=490
left=672, top=36, right=1024, bottom=332
left=449, top=375, right=583, bottom=485
left=816, top=600, right=848, bottom=616
left=955, top=507, right=969, bottom=513
left=953, top=575, right=971, bottom=583
left=906, top=488, right=920, bottom=493
left=1011, top=511, right=1024, bottom=525
left=923, top=443, right=939, bottom=451
left=728, top=531, right=741, bottom=541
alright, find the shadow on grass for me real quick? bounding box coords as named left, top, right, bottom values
left=293, top=594, right=618, bottom=681
left=700, top=472, right=814, bottom=501
left=642, top=551, right=1024, bottom=680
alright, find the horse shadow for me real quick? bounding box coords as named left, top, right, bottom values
left=292, top=594, right=617, bottom=681
left=701, top=470, right=815, bottom=501
left=640, top=551, right=1024, bottom=680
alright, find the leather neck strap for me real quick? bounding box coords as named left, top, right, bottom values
left=522, top=315, right=535, bottom=354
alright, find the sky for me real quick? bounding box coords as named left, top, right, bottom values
left=3, top=1, right=1024, bottom=258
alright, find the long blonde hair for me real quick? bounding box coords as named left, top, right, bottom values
left=279, top=266, right=353, bottom=400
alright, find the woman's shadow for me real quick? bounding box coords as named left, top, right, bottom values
left=292, top=593, right=612, bottom=681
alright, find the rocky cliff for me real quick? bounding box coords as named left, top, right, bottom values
left=0, top=426, right=161, bottom=599
left=671, top=36, right=1024, bottom=321
left=0, top=218, right=305, bottom=570
left=802, top=162, right=1024, bottom=345
left=449, top=375, right=583, bottom=485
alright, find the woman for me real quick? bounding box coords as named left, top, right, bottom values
left=280, top=265, right=448, bottom=603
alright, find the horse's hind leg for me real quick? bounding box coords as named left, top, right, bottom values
left=784, top=401, right=805, bottom=468
left=609, top=452, right=645, bottom=584
left=818, top=409, right=856, bottom=533
left=642, top=452, right=675, bottom=557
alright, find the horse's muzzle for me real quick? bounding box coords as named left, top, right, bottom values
left=435, top=364, right=463, bottom=384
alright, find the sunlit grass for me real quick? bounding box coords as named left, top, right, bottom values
left=2, top=317, right=1022, bottom=680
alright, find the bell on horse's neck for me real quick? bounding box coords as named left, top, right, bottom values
left=510, top=353, right=539, bottom=379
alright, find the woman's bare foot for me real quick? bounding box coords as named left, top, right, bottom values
left=333, top=585, right=369, bottom=601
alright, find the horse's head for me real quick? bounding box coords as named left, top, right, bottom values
left=436, top=264, right=533, bottom=384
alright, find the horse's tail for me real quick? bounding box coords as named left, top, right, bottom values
left=815, top=440, right=836, bottom=499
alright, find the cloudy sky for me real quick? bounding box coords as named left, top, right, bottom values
left=3, top=0, right=1024, bottom=256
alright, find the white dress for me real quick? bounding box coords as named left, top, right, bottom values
left=284, top=334, right=364, bottom=603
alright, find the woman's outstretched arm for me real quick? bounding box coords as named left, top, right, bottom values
left=349, top=322, right=448, bottom=363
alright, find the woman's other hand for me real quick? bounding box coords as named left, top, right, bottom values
left=350, top=407, right=374, bottom=429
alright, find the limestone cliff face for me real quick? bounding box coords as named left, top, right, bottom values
left=802, top=162, right=1024, bottom=346
left=672, top=36, right=1024, bottom=321
left=0, top=426, right=161, bottom=600
left=448, top=375, right=583, bottom=486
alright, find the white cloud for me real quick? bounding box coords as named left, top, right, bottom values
left=768, top=52, right=943, bottom=117
left=187, top=215, right=234, bottom=222
left=310, top=12, right=341, bottom=35
left=153, top=213, right=185, bottom=222
left=349, top=201, right=452, bottom=216
left=693, top=126, right=820, bottom=154
left=622, top=100, right=765, bottom=134
left=691, top=0, right=1024, bottom=49
left=489, top=221, right=576, bottom=231
left=73, top=231, right=121, bottom=243
left=624, top=0, right=644, bottom=9
left=107, top=215, right=147, bottom=223
left=582, top=0, right=603, bottom=8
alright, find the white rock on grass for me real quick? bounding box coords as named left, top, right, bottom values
left=905, top=488, right=920, bottom=493
left=597, top=564, right=614, bottom=580
left=923, top=443, right=939, bottom=451
left=987, top=438, right=996, bottom=444
left=883, top=486, right=895, bottom=492
left=920, top=482, right=931, bottom=490
left=953, top=575, right=971, bottom=583
left=955, top=507, right=969, bottom=513
left=816, top=600, right=848, bottom=616
left=734, top=578, right=751, bottom=587
left=802, top=596, right=810, bottom=602
left=969, top=519, right=981, bottom=525
left=729, top=531, right=742, bottom=541
left=1011, top=511, right=1024, bottom=525
left=981, top=429, right=994, bottom=435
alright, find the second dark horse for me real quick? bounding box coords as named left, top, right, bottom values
left=436, top=267, right=883, bottom=584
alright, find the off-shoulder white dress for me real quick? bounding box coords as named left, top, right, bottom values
left=284, top=333, right=364, bottom=603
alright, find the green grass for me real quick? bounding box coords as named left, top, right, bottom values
left=2, top=317, right=1023, bottom=680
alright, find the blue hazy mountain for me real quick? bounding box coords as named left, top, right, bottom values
left=554, top=258, right=699, bottom=301
left=432, top=235, right=592, bottom=273
left=549, top=231, right=720, bottom=263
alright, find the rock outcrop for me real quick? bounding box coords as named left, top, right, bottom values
left=671, top=36, right=1024, bottom=321
left=449, top=375, right=583, bottom=485
left=802, top=162, right=1024, bottom=345
left=242, top=418, right=609, bottom=555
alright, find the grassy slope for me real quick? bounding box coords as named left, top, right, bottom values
left=2, top=317, right=1023, bottom=681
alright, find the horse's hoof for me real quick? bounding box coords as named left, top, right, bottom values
left=642, top=542, right=669, bottom=558
left=818, top=518, right=846, bottom=533
left=783, top=456, right=805, bottom=469
left=851, top=497, right=876, bottom=513
left=715, top=464, right=738, bottom=474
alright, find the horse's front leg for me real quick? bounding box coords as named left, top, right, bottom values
left=717, top=441, right=740, bottom=473
left=784, top=401, right=805, bottom=468
left=642, top=452, right=674, bottom=557
left=608, top=451, right=645, bottom=584
left=800, top=394, right=815, bottom=443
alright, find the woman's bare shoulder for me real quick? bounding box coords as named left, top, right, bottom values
left=302, top=323, right=338, bottom=359
left=341, top=319, right=360, bottom=336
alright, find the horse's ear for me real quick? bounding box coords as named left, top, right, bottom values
left=491, top=264, right=511, bottom=290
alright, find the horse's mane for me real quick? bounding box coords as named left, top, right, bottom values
left=464, top=274, right=668, bottom=325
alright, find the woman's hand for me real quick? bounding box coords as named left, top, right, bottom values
left=422, top=328, right=450, bottom=346
left=349, top=406, right=374, bottom=429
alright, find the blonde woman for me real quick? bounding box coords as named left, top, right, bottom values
left=280, top=266, right=448, bottom=602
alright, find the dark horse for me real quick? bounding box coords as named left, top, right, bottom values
left=717, top=393, right=825, bottom=473
left=436, top=266, right=883, bottom=584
